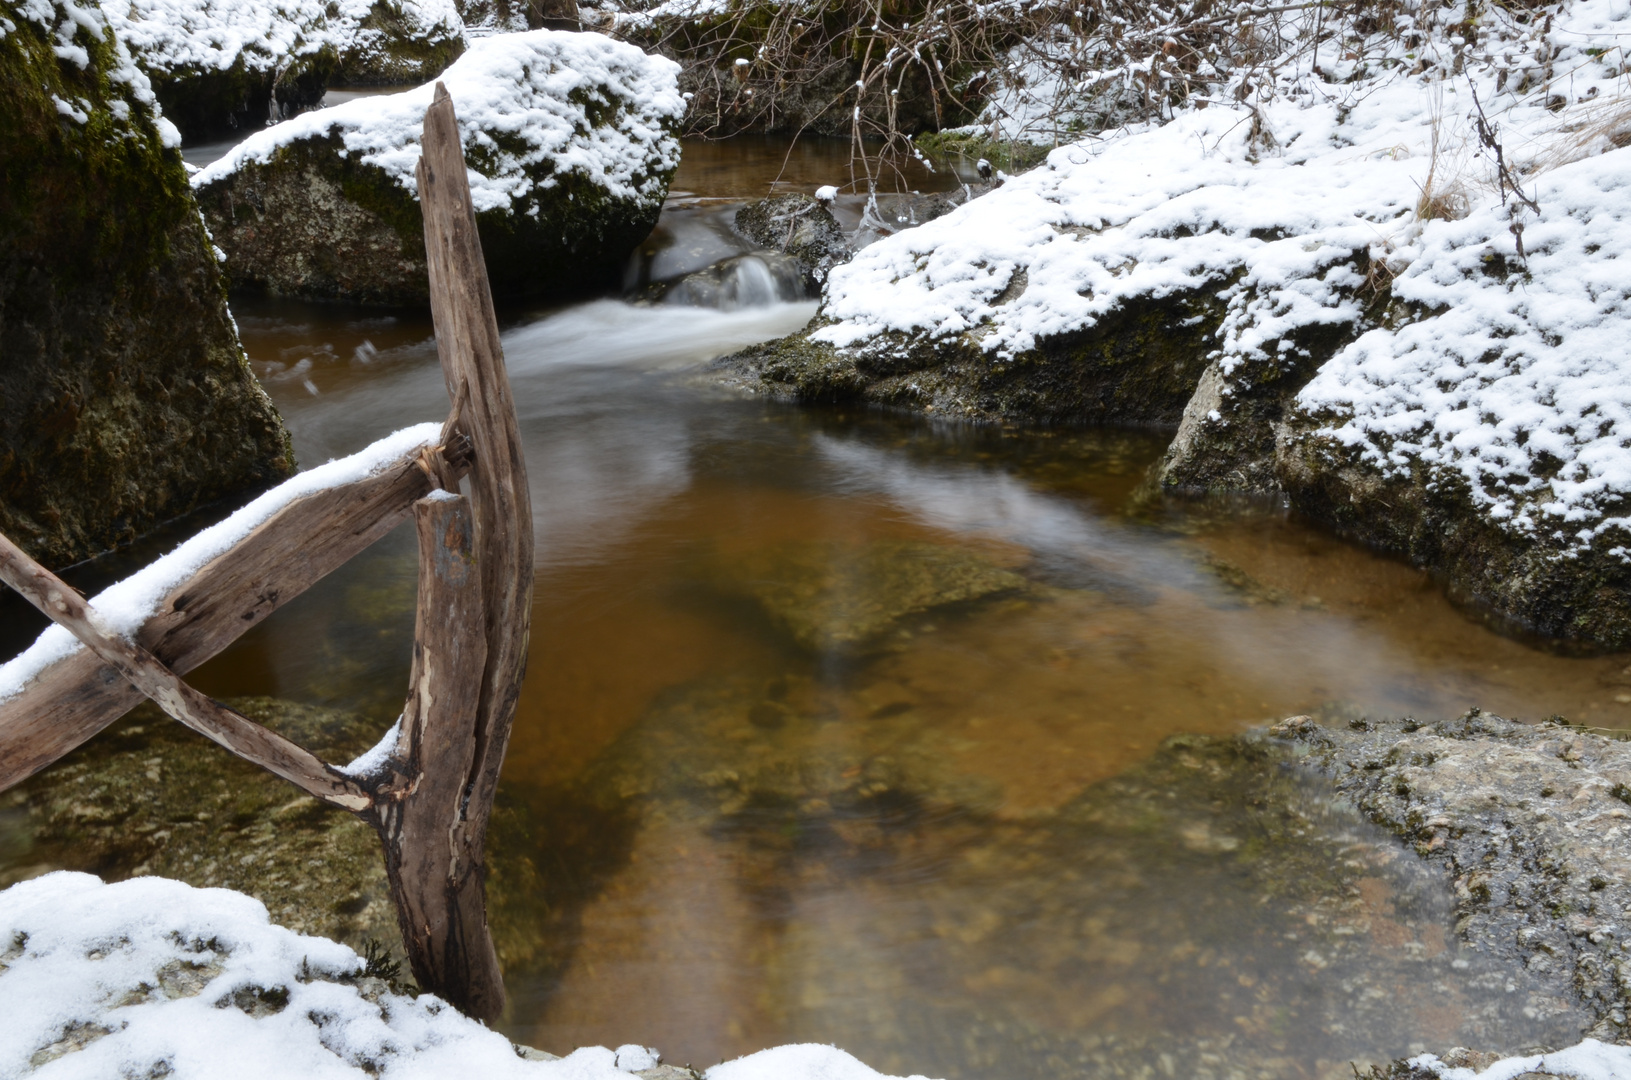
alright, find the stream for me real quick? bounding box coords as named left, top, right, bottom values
left=9, top=132, right=1631, bottom=1079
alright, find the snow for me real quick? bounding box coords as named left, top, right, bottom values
left=807, top=0, right=1631, bottom=557
left=0, top=424, right=443, bottom=706
left=11, top=0, right=164, bottom=123
left=1412, top=1040, right=1631, bottom=1080
left=99, top=0, right=463, bottom=83
left=0, top=873, right=936, bottom=1080
left=193, top=31, right=684, bottom=216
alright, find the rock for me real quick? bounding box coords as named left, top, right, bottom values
left=330, top=0, right=467, bottom=87
left=716, top=287, right=1227, bottom=421
left=103, top=0, right=466, bottom=140
left=1275, top=709, right=1631, bottom=1042
left=702, top=539, right=1029, bottom=651
left=1275, top=423, right=1631, bottom=647
left=0, top=0, right=295, bottom=570
left=644, top=252, right=806, bottom=308
left=734, top=193, right=851, bottom=292
left=193, top=30, right=683, bottom=306
left=0, top=699, right=402, bottom=953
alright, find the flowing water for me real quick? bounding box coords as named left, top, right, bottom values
left=10, top=135, right=1631, bottom=1078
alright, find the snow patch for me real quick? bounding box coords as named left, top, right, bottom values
left=0, top=874, right=937, bottom=1080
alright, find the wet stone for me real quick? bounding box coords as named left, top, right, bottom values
left=703, top=539, right=1029, bottom=653
left=1276, top=708, right=1631, bottom=1045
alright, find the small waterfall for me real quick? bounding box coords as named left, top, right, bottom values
left=647, top=252, right=807, bottom=310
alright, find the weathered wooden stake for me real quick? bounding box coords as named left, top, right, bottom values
left=383, top=82, right=533, bottom=1020
left=369, top=494, right=503, bottom=1015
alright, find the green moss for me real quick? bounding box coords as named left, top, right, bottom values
left=0, top=0, right=294, bottom=568
left=914, top=129, right=1053, bottom=175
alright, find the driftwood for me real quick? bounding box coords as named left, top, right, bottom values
left=0, top=442, right=468, bottom=791
left=400, top=81, right=536, bottom=1019
left=371, top=494, right=498, bottom=1012
left=0, top=86, right=531, bottom=1022
left=0, top=532, right=373, bottom=811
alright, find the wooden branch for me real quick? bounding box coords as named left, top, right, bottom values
left=414, top=83, right=535, bottom=1021
left=0, top=442, right=469, bottom=792
left=0, top=532, right=373, bottom=811
left=372, top=495, right=500, bottom=1011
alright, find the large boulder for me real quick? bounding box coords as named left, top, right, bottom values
left=0, top=0, right=294, bottom=569
left=193, top=30, right=684, bottom=306
left=102, top=0, right=466, bottom=140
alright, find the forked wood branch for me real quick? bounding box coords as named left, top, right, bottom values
left=0, top=532, right=373, bottom=810
left=0, top=439, right=469, bottom=791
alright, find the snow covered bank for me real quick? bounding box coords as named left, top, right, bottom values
left=723, top=0, right=1631, bottom=645
left=192, top=29, right=682, bottom=305
left=0, top=873, right=934, bottom=1080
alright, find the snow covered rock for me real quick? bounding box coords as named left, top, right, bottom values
left=722, top=0, right=1631, bottom=647
left=101, top=0, right=467, bottom=140
left=0, top=0, right=293, bottom=569
left=0, top=873, right=935, bottom=1079
left=192, top=30, right=683, bottom=306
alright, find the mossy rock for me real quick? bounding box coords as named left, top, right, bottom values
left=913, top=129, right=1052, bottom=175
left=0, top=0, right=295, bottom=570
left=333, top=0, right=467, bottom=86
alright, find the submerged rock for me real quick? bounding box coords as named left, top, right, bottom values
left=703, top=539, right=1028, bottom=652
left=1277, top=710, right=1631, bottom=1043
left=734, top=193, right=850, bottom=292
left=193, top=30, right=683, bottom=306
left=102, top=0, right=466, bottom=140
left=0, top=0, right=294, bottom=569
left=503, top=677, right=1602, bottom=1077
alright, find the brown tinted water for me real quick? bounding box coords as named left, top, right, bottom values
left=9, top=136, right=1631, bottom=1077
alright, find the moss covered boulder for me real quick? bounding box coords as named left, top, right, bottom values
left=0, top=0, right=294, bottom=569
left=193, top=30, right=683, bottom=306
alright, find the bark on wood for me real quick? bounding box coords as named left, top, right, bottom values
left=0, top=532, right=372, bottom=810
left=371, top=496, right=502, bottom=1013
left=414, top=83, right=536, bottom=1020
left=0, top=444, right=468, bottom=792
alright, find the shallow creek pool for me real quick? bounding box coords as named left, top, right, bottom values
left=10, top=136, right=1631, bottom=1078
